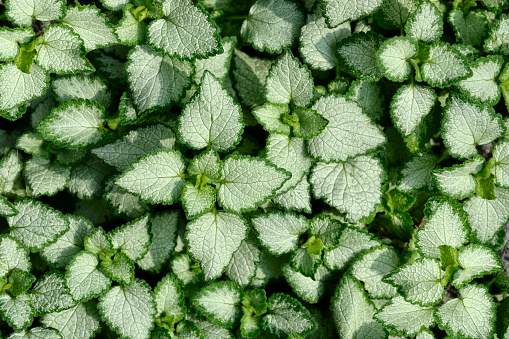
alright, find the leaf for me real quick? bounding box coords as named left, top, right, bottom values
left=67, top=155, right=112, bottom=200
left=84, top=227, right=112, bottom=256
left=30, top=271, right=74, bottom=316
left=331, top=274, right=386, bottom=339
left=451, top=244, right=503, bottom=288
left=299, top=7, right=351, bottom=71
left=35, top=24, right=94, bottom=74
left=100, top=0, right=130, bottom=11
left=103, top=177, right=150, bottom=219
left=24, top=156, right=71, bottom=198
left=37, top=100, right=110, bottom=150
left=154, top=273, right=186, bottom=326
left=6, top=0, right=65, bottom=27
left=225, top=234, right=261, bottom=288
left=384, top=257, right=444, bottom=307
left=0, top=150, right=23, bottom=196
left=0, top=293, right=34, bottom=331
left=109, top=214, right=151, bottom=262
left=273, top=175, right=312, bottom=214
left=456, top=55, right=503, bottom=106
left=0, top=235, right=31, bottom=279
left=292, top=107, right=329, bottom=139
left=374, top=296, right=436, bottom=337
left=41, top=301, right=101, bottom=339
left=0, top=195, right=17, bottom=217
left=398, top=152, right=438, bottom=192
left=417, top=199, right=469, bottom=259
left=171, top=253, right=204, bottom=287
left=16, top=132, right=50, bottom=159
left=251, top=212, right=308, bottom=256
left=137, top=210, right=179, bottom=273
left=310, top=155, right=384, bottom=223
left=240, top=0, right=304, bottom=54
left=0, top=27, right=34, bottom=62
left=61, top=5, right=118, bottom=51
left=290, top=246, right=322, bottom=278
left=484, top=14, right=509, bottom=56
left=337, top=32, right=384, bottom=82
left=432, top=156, right=484, bottom=200
left=188, top=149, right=222, bottom=183
left=179, top=71, right=243, bottom=152
left=115, top=5, right=147, bottom=45
left=376, top=0, right=419, bottom=29
left=100, top=252, right=134, bottom=285
left=194, top=36, right=236, bottom=84
left=493, top=139, right=509, bottom=188
left=65, top=251, right=111, bottom=302
left=282, top=264, right=331, bottom=304
left=8, top=270, right=35, bottom=296
left=98, top=278, right=156, bottom=339
left=147, top=0, right=220, bottom=60
left=114, top=150, right=186, bottom=205
left=232, top=49, right=272, bottom=108
left=7, top=200, right=69, bottom=252
left=6, top=327, right=62, bottom=339
left=266, top=133, right=313, bottom=195
left=0, top=63, right=49, bottom=113
left=193, top=281, right=242, bottom=328
left=350, top=246, right=399, bottom=299
left=252, top=103, right=291, bottom=135
left=448, top=9, right=488, bottom=47
left=181, top=183, right=216, bottom=219
left=421, top=42, right=472, bottom=88
left=442, top=93, right=504, bottom=159
left=186, top=211, right=248, bottom=281
left=390, top=84, right=436, bottom=137
left=321, top=0, right=383, bottom=27
left=435, top=283, right=496, bottom=339
left=126, top=45, right=194, bottom=114
left=52, top=75, right=111, bottom=109
left=404, top=1, right=443, bottom=44
left=265, top=50, right=314, bottom=107
left=194, top=319, right=233, bottom=339
left=217, top=155, right=290, bottom=213
left=377, top=37, right=418, bottom=82
left=263, top=293, right=317, bottom=338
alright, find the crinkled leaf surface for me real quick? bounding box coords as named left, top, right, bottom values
left=398, top=152, right=438, bottom=192
left=66, top=251, right=111, bottom=302
left=484, top=14, right=509, bottom=56
left=404, top=1, right=443, bottom=44
left=432, top=156, right=484, bottom=200
left=337, top=32, right=384, bottom=81
left=226, top=234, right=261, bottom=288
left=493, top=140, right=509, bottom=188
left=0, top=28, right=34, bottom=62
left=24, top=156, right=70, bottom=198
left=194, top=36, right=236, bottom=83
left=0, top=293, right=34, bottom=331
left=421, top=43, right=472, bottom=88
left=30, top=272, right=74, bottom=316
left=42, top=301, right=100, bottom=339
left=452, top=244, right=503, bottom=288
left=232, top=49, right=272, bottom=108
left=377, top=36, right=418, bottom=82
left=321, top=0, right=383, bottom=27
left=282, top=264, right=331, bottom=304
left=263, top=293, right=317, bottom=337
left=52, top=75, right=111, bottom=108
left=273, top=176, right=312, bottom=214
left=0, top=235, right=31, bottom=279
left=193, top=281, right=242, bottom=328
left=109, top=214, right=151, bottom=262
left=154, top=273, right=186, bottom=325
left=6, top=0, right=65, bottom=27
left=449, top=9, right=488, bottom=47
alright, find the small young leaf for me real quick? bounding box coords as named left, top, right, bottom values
left=114, top=150, right=186, bottom=205
left=337, top=32, right=384, bottom=81
left=137, top=210, right=179, bottom=273
left=98, top=279, right=156, bottom=339
left=24, top=156, right=70, bottom=198
left=0, top=293, right=34, bottom=331
left=299, top=7, right=351, bottom=71
left=8, top=270, right=35, bottom=297
left=52, top=75, right=111, bottom=108
left=398, top=152, right=438, bottom=192
left=240, top=0, right=304, bottom=54
left=263, top=293, right=317, bottom=338
left=442, top=93, right=504, bottom=159
left=292, top=107, right=328, bottom=139
left=6, top=0, right=65, bottom=27
left=37, top=100, right=110, bottom=150
left=126, top=44, right=193, bottom=114
left=61, top=5, right=118, bottom=51
left=0, top=27, right=34, bottom=62
left=171, top=253, right=204, bottom=287
left=100, top=0, right=130, bottom=11
left=109, top=214, right=151, bottom=262
left=321, top=0, right=383, bottom=27
left=7, top=200, right=69, bottom=252
left=93, top=124, right=176, bottom=173
left=265, top=50, right=314, bottom=108
left=252, top=103, right=291, bottom=135
left=217, top=155, right=290, bottom=213
left=331, top=274, right=386, bottom=339
left=290, top=246, right=322, bottom=278
left=35, top=25, right=94, bottom=74
left=310, top=155, right=383, bottom=223
left=154, top=273, right=186, bottom=327
left=65, top=251, right=111, bottom=302
left=147, top=0, right=221, bottom=60
left=435, top=283, right=496, bottom=339
left=179, top=71, right=243, bottom=152
left=374, top=296, right=436, bottom=337
left=181, top=183, right=216, bottom=219
left=188, top=149, right=222, bottom=183
left=451, top=244, right=503, bottom=288
left=186, top=211, right=248, bottom=281
left=350, top=246, right=400, bottom=299
left=100, top=252, right=134, bottom=286
left=30, top=271, right=74, bottom=316
left=384, top=257, right=444, bottom=307
left=251, top=212, right=308, bottom=256
left=41, top=301, right=101, bottom=339
left=404, top=1, right=443, bottom=44
left=421, top=42, right=472, bottom=88
left=307, top=95, right=385, bottom=162
left=432, top=155, right=484, bottom=200
left=115, top=4, right=147, bottom=46
left=193, top=281, right=242, bottom=328
left=377, top=37, right=418, bottom=82
left=282, top=264, right=331, bottom=304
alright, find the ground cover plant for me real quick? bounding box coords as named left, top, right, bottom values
left=1, top=0, right=509, bottom=338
